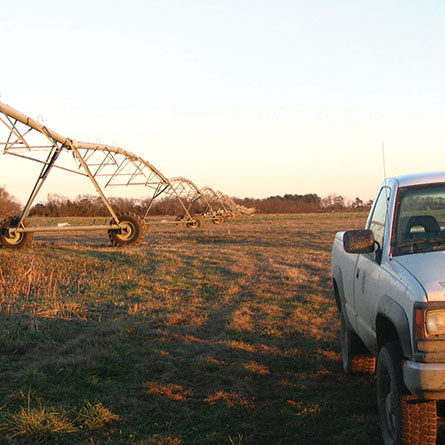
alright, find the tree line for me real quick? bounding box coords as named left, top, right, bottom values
left=0, top=186, right=371, bottom=219
left=28, top=194, right=205, bottom=218
left=233, top=193, right=372, bottom=214
left=0, top=186, right=21, bottom=218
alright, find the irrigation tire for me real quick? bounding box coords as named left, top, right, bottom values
left=0, top=216, right=33, bottom=249
left=341, top=312, right=376, bottom=374
left=377, top=341, right=437, bottom=445
left=108, top=212, right=145, bottom=247
left=213, top=215, right=225, bottom=225
left=186, top=216, right=204, bottom=229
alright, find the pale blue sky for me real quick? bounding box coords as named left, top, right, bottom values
left=2, top=0, right=445, bottom=203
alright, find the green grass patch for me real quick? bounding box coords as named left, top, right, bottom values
left=0, top=213, right=411, bottom=443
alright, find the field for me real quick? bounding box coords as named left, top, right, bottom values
left=0, top=213, right=386, bottom=443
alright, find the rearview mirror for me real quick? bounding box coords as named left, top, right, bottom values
left=343, top=229, right=375, bottom=254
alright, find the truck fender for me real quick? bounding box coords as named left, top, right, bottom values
left=377, top=296, right=412, bottom=359
left=332, top=265, right=345, bottom=312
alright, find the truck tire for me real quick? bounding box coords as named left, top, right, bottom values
left=377, top=341, right=437, bottom=445
left=341, top=313, right=376, bottom=374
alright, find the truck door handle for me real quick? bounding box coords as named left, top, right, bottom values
left=356, top=269, right=360, bottom=279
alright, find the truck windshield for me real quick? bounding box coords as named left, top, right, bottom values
left=392, top=183, right=445, bottom=256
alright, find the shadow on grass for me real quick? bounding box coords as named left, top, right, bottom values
left=0, top=214, right=402, bottom=444
left=0, top=305, right=382, bottom=444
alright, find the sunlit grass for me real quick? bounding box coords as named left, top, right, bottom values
left=0, top=391, right=77, bottom=440
left=0, top=213, right=392, bottom=443
left=77, top=401, right=119, bottom=430
left=0, top=394, right=119, bottom=441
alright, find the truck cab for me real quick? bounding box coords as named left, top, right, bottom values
left=331, top=172, right=445, bottom=445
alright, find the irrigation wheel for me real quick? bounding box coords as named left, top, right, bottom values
left=186, top=215, right=204, bottom=229
left=0, top=216, right=33, bottom=249
left=212, top=214, right=225, bottom=225
left=108, top=212, right=146, bottom=247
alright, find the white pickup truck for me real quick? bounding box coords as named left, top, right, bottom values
left=331, top=172, right=445, bottom=445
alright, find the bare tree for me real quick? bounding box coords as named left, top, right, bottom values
left=0, top=185, right=21, bottom=218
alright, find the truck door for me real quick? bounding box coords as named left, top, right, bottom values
left=353, top=187, right=390, bottom=347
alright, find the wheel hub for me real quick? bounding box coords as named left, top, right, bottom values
left=118, top=223, right=134, bottom=240
left=4, top=228, right=22, bottom=244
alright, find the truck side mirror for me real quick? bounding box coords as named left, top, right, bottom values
left=343, top=229, right=375, bottom=254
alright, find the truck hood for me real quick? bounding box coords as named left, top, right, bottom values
left=393, top=251, right=445, bottom=301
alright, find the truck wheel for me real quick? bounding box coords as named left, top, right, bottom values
left=0, top=216, right=34, bottom=249
left=108, top=213, right=145, bottom=247
left=377, top=341, right=437, bottom=445
left=341, top=313, right=376, bottom=374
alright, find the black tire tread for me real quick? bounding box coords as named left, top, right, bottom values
left=377, top=341, right=437, bottom=445
left=341, top=312, right=375, bottom=375
left=108, top=212, right=146, bottom=247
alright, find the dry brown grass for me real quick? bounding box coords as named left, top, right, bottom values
left=145, top=382, right=192, bottom=401
left=204, top=390, right=256, bottom=409
left=0, top=212, right=396, bottom=444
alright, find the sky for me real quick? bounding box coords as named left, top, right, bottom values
left=1, top=0, right=445, bottom=204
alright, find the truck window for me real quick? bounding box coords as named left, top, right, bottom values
left=367, top=187, right=390, bottom=249
left=393, top=182, right=445, bottom=256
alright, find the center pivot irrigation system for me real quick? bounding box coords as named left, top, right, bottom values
left=0, top=101, right=255, bottom=248
left=167, top=177, right=226, bottom=225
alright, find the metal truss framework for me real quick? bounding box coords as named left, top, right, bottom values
left=0, top=101, right=203, bottom=245
left=166, top=177, right=225, bottom=222
left=201, top=186, right=233, bottom=218
left=216, top=192, right=255, bottom=217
